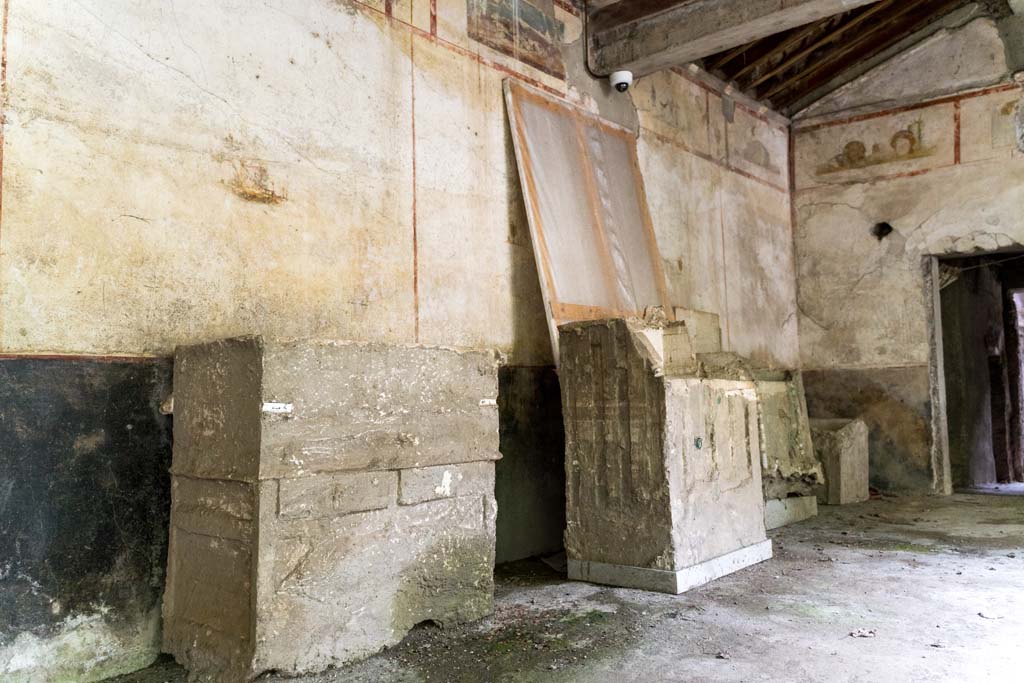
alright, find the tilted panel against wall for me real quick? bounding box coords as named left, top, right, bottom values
left=162, top=337, right=500, bottom=681
left=504, top=80, right=673, bottom=358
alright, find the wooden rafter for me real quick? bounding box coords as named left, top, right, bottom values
left=762, top=0, right=965, bottom=106
left=700, top=0, right=973, bottom=114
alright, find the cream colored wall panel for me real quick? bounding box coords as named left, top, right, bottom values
left=0, top=117, right=415, bottom=355
left=2, top=0, right=415, bottom=354
left=726, top=107, right=789, bottom=190
left=795, top=159, right=1024, bottom=370
left=720, top=174, right=799, bottom=369
left=412, top=36, right=551, bottom=366
left=632, top=71, right=712, bottom=156
left=960, top=89, right=1023, bottom=164
left=638, top=136, right=726, bottom=319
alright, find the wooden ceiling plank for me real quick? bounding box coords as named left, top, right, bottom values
left=761, top=0, right=960, bottom=102
left=704, top=40, right=758, bottom=73
left=729, top=17, right=836, bottom=84
left=746, top=0, right=905, bottom=90
left=767, top=0, right=965, bottom=107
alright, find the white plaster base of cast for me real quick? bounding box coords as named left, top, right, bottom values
left=764, top=496, right=819, bottom=530
left=567, top=540, right=774, bottom=595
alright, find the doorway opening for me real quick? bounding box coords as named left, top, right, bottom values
left=938, top=251, right=1024, bottom=493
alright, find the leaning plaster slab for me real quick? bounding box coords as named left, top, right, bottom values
left=568, top=540, right=774, bottom=595
left=764, top=497, right=818, bottom=531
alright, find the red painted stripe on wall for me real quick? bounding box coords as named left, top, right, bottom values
left=411, top=37, right=420, bottom=343
left=796, top=165, right=954, bottom=194
left=795, top=83, right=1018, bottom=133
left=642, top=128, right=789, bottom=195
left=953, top=100, right=962, bottom=165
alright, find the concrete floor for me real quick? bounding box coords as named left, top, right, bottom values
left=114, top=494, right=1024, bottom=683
left=959, top=482, right=1024, bottom=496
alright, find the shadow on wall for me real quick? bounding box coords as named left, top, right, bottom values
left=804, top=366, right=935, bottom=493
left=495, top=366, right=566, bottom=565
left=497, top=101, right=567, bottom=566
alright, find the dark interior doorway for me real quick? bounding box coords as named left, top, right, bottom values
left=939, top=252, right=1024, bottom=491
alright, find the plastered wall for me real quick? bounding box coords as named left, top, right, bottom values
left=633, top=70, right=798, bottom=370
left=0, top=0, right=797, bottom=370
left=793, top=58, right=1024, bottom=491
left=0, top=0, right=562, bottom=364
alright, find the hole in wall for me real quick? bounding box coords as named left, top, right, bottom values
left=410, top=620, right=443, bottom=632
left=871, top=222, right=894, bottom=241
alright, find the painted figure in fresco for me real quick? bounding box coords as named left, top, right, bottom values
left=468, top=0, right=566, bottom=80
left=817, top=118, right=935, bottom=175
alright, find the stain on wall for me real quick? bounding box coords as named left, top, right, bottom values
left=0, top=358, right=173, bottom=682
left=804, top=366, right=935, bottom=493
left=225, top=161, right=287, bottom=204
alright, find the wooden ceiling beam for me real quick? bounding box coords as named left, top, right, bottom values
left=703, top=39, right=758, bottom=73
left=769, top=0, right=965, bottom=109
left=746, top=0, right=904, bottom=91
left=587, top=0, right=883, bottom=77
left=729, top=16, right=834, bottom=85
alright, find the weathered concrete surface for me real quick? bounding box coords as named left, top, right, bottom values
left=495, top=366, right=566, bottom=565
left=163, top=338, right=500, bottom=681
left=559, top=319, right=770, bottom=594
left=118, top=494, right=1024, bottom=683
left=259, top=340, right=501, bottom=477
left=673, top=308, right=723, bottom=355
left=811, top=419, right=870, bottom=505
left=0, top=360, right=172, bottom=683
left=758, top=374, right=823, bottom=502
left=763, top=496, right=818, bottom=531
left=794, top=78, right=1024, bottom=494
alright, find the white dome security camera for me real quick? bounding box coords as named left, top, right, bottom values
left=610, top=70, right=634, bottom=93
